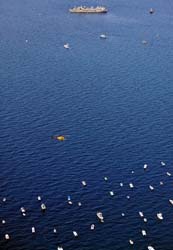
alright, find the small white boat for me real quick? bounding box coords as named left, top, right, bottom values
left=121, top=213, right=125, bottom=217
left=2, top=220, right=6, bottom=224
left=57, top=247, right=63, bottom=250
left=157, top=212, right=163, bottom=220
left=139, top=211, right=144, bottom=217
left=109, top=191, right=114, bottom=196
left=37, top=196, right=41, bottom=201
left=129, top=183, right=134, bottom=188
left=64, top=43, right=70, bottom=49
left=97, top=212, right=104, bottom=222
left=100, top=34, right=107, bottom=39
left=141, top=230, right=147, bottom=236
left=144, top=164, right=148, bottom=169
left=90, top=224, right=95, bottom=230
left=82, top=181, right=87, bottom=186
left=41, top=203, right=46, bottom=211
left=149, top=185, right=154, bottom=191
left=3, top=197, right=6, bottom=202
left=120, top=182, right=123, bottom=187
left=104, top=177, right=108, bottom=181
left=129, top=239, right=134, bottom=245
left=73, top=231, right=78, bottom=237
left=32, top=227, right=36, bottom=233
left=167, top=172, right=171, bottom=176
left=126, top=195, right=130, bottom=199
left=53, top=228, right=57, bottom=233
left=148, top=246, right=155, bottom=250
left=169, top=199, right=173, bottom=205
left=142, top=40, right=148, bottom=45
left=149, top=8, right=154, bottom=14
left=143, top=218, right=147, bottom=223
left=68, top=200, right=73, bottom=205
left=160, top=181, right=164, bottom=185
left=161, top=161, right=165, bottom=166
left=5, top=234, right=10, bottom=240
left=78, top=202, right=82, bottom=206
left=20, top=207, right=26, bottom=213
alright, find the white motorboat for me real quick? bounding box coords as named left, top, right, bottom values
left=169, top=199, right=173, bottom=205
left=64, top=43, right=70, bottom=49
left=157, top=213, right=163, bottom=220
left=73, top=231, right=78, bottom=237
left=100, top=34, right=107, bottom=39
left=97, top=212, right=104, bottom=222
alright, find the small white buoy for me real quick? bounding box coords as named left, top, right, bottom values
left=166, top=172, right=171, bottom=176
left=129, top=183, right=134, bottom=188
left=129, top=239, right=134, bottom=245
left=161, top=161, right=165, bottom=166
left=82, top=181, right=87, bottom=186
left=149, top=185, right=154, bottom=191
left=143, top=218, right=147, bottom=223
left=78, top=202, right=82, bottom=206
left=104, top=177, right=108, bottom=181
left=90, top=224, right=95, bottom=230
left=157, top=212, right=163, bottom=220
left=120, top=182, right=124, bottom=187
left=53, top=228, right=57, bottom=233
left=5, top=234, right=10, bottom=240
left=169, top=199, right=173, bottom=205
left=141, top=230, right=147, bottom=236
left=37, top=196, right=41, bottom=201
left=109, top=191, right=114, bottom=196
left=32, top=227, right=36, bottom=233
left=144, top=164, right=148, bottom=169
left=2, top=220, right=6, bottom=224
left=139, top=211, right=144, bottom=217
left=148, top=246, right=155, bottom=250
left=73, top=231, right=78, bottom=237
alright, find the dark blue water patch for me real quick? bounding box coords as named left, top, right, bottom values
left=1, top=0, right=173, bottom=249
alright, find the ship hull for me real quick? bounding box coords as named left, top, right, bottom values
left=69, top=9, right=107, bottom=13
left=70, top=11, right=107, bottom=13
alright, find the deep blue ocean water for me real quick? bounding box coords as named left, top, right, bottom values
left=1, top=0, right=173, bottom=249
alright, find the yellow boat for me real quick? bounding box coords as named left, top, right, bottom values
left=52, top=135, right=65, bottom=141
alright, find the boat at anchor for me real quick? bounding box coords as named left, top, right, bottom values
left=69, top=6, right=108, bottom=14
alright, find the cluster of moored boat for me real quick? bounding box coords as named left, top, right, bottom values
left=1, top=161, right=172, bottom=249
